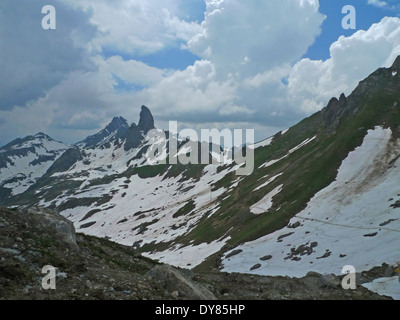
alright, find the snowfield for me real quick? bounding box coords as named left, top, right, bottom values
left=222, top=127, right=400, bottom=284
left=0, top=135, right=69, bottom=195
left=149, top=237, right=231, bottom=269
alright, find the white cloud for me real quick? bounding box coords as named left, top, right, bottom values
left=368, top=0, right=387, bottom=8
left=243, top=64, right=292, bottom=89
left=288, top=17, right=400, bottom=113
left=136, top=60, right=243, bottom=119
left=0, top=57, right=147, bottom=144
left=188, top=0, right=325, bottom=79
left=95, top=55, right=168, bottom=87
left=0, top=0, right=201, bottom=145
left=64, top=0, right=202, bottom=55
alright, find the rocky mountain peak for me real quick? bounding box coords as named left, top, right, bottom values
left=321, top=93, right=347, bottom=128
left=320, top=55, right=400, bottom=133
left=106, top=117, right=129, bottom=133
left=391, top=55, right=400, bottom=71
left=138, top=105, right=155, bottom=134
left=77, top=116, right=129, bottom=149
left=34, top=132, right=51, bottom=140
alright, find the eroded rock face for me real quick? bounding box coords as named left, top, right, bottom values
left=321, top=93, right=347, bottom=128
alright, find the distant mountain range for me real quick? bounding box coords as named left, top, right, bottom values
left=1, top=56, right=400, bottom=294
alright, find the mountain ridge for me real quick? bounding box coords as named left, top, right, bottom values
left=76, top=116, right=129, bottom=149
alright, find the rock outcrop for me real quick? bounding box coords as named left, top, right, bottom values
left=146, top=265, right=216, bottom=300
left=25, top=206, right=78, bottom=249
left=138, top=105, right=155, bottom=134
left=77, top=116, right=129, bottom=148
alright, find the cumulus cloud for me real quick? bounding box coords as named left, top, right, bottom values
left=188, top=0, right=325, bottom=79
left=95, top=55, right=168, bottom=87
left=64, top=0, right=202, bottom=55
left=138, top=0, right=325, bottom=128
left=288, top=17, right=400, bottom=113
left=0, top=61, right=148, bottom=144
left=136, top=60, right=248, bottom=122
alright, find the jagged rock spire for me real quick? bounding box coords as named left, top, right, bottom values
left=138, top=105, right=155, bottom=134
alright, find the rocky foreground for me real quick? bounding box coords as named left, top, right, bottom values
left=0, top=207, right=394, bottom=300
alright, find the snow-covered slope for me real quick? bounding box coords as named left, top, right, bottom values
left=50, top=163, right=235, bottom=269
left=222, top=126, right=400, bottom=277
left=363, top=276, right=400, bottom=300
left=0, top=133, right=70, bottom=196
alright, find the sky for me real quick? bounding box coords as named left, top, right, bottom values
left=1, top=0, right=400, bottom=146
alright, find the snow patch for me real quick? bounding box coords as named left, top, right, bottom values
left=253, top=173, right=283, bottom=192
left=281, top=128, right=289, bottom=135
left=363, top=277, right=400, bottom=300
left=147, top=237, right=230, bottom=269
left=250, top=185, right=283, bottom=214
left=259, top=136, right=316, bottom=169
left=249, top=136, right=273, bottom=150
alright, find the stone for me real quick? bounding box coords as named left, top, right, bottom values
left=27, top=207, right=78, bottom=249
left=250, top=264, right=262, bottom=271
left=23, top=285, right=33, bottom=294
left=86, top=280, right=93, bottom=289
left=171, top=291, right=179, bottom=297
left=225, top=249, right=243, bottom=259
left=146, top=265, right=216, bottom=300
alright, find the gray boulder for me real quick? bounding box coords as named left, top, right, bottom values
left=26, top=206, right=78, bottom=249
left=146, top=264, right=216, bottom=300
